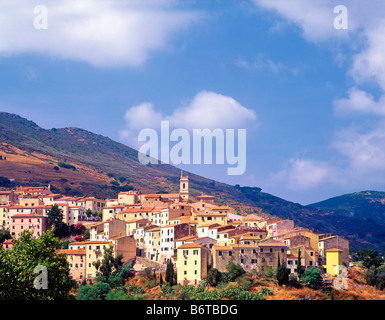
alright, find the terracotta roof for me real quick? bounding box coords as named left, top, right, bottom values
left=326, top=248, right=344, bottom=252
left=11, top=213, right=46, bottom=219
left=58, top=248, right=86, bottom=255
left=212, top=245, right=232, bottom=251
left=84, top=241, right=113, bottom=245
left=177, top=243, right=205, bottom=249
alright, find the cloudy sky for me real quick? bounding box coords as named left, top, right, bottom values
left=1, top=0, right=385, bottom=205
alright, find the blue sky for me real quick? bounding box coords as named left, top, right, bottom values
left=1, top=0, right=385, bottom=205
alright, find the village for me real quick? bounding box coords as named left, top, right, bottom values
left=0, top=173, right=349, bottom=287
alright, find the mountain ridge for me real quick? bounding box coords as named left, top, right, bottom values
left=1, top=111, right=384, bottom=251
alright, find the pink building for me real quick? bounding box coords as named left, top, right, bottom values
left=10, top=213, right=48, bottom=239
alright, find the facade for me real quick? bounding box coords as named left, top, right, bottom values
left=85, top=240, right=114, bottom=279
left=9, top=214, right=47, bottom=239
left=177, top=243, right=208, bottom=285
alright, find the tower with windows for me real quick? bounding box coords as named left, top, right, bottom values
left=180, top=171, right=189, bottom=201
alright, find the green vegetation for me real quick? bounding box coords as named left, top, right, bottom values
left=0, top=229, right=75, bottom=299
left=57, top=162, right=76, bottom=171
left=276, top=258, right=289, bottom=286
left=47, top=204, right=70, bottom=237
left=301, top=267, right=323, bottom=289
left=0, top=176, right=11, bottom=187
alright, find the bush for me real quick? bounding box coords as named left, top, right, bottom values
left=110, top=180, right=120, bottom=186
left=57, top=162, right=76, bottom=171
left=207, top=268, right=222, bottom=287
left=220, top=287, right=265, bottom=300
left=225, top=261, right=246, bottom=281
left=302, top=267, right=323, bottom=289
left=260, top=287, right=274, bottom=296
left=364, top=265, right=385, bottom=290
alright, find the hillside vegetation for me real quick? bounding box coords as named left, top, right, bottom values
left=1, top=112, right=385, bottom=251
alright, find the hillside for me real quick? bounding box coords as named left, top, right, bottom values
left=0, top=111, right=384, bottom=251
left=308, top=191, right=385, bottom=250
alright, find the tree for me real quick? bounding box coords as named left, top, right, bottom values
left=0, top=229, right=11, bottom=244
left=85, top=208, right=92, bottom=219
left=165, top=262, right=175, bottom=286
left=225, top=261, right=245, bottom=281
left=77, top=282, right=111, bottom=300
left=276, top=259, right=289, bottom=286
left=302, top=267, right=323, bottom=289
left=357, top=248, right=384, bottom=269
left=364, top=265, right=385, bottom=290
left=71, top=222, right=86, bottom=235
left=92, top=246, right=124, bottom=278
left=296, top=249, right=302, bottom=279
left=207, top=268, right=222, bottom=287
left=47, top=204, right=69, bottom=237
left=0, top=229, right=75, bottom=299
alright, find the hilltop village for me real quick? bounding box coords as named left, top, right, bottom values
left=0, top=174, right=349, bottom=286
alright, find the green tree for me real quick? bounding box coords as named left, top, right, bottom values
left=77, top=282, right=111, bottom=300
left=165, top=262, right=175, bottom=286
left=47, top=204, right=69, bottom=237
left=302, top=267, right=323, bottom=289
left=92, top=246, right=124, bottom=278
left=225, top=261, right=245, bottom=281
left=357, top=248, right=384, bottom=269
left=0, top=229, right=11, bottom=244
left=207, top=268, right=222, bottom=287
left=364, top=265, right=385, bottom=290
left=0, top=229, right=75, bottom=299
left=296, top=249, right=302, bottom=279
left=85, top=208, right=92, bottom=219
left=276, top=258, right=289, bottom=286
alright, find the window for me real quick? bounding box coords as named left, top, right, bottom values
left=184, top=261, right=187, bottom=265
left=184, top=271, right=187, bottom=275
left=269, top=248, right=273, bottom=253
left=183, top=250, right=189, bottom=255
left=218, top=251, right=222, bottom=256
left=251, top=259, right=257, bottom=264
left=193, top=250, right=198, bottom=255
left=194, top=270, right=197, bottom=275
left=260, top=248, right=263, bottom=253
left=241, top=249, right=245, bottom=254
left=281, top=248, right=285, bottom=253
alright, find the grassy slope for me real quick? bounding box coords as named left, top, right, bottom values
left=1, top=112, right=384, bottom=250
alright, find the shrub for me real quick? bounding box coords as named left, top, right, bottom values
left=302, top=267, right=323, bottom=289
left=225, top=261, right=246, bottom=281
left=260, top=287, right=274, bottom=296
left=57, top=162, right=76, bottom=171
left=207, top=268, right=222, bottom=287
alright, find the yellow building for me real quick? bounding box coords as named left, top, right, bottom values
left=324, top=248, right=344, bottom=276
left=85, top=240, right=114, bottom=279
left=177, top=243, right=208, bottom=286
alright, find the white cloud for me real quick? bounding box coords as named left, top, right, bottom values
left=119, top=91, right=258, bottom=147
left=251, top=0, right=350, bottom=42
left=252, top=0, right=385, bottom=194
left=0, top=0, right=202, bottom=68
left=270, top=158, right=337, bottom=191
left=351, top=22, right=385, bottom=90
left=334, top=87, right=385, bottom=116
left=236, top=55, right=300, bottom=76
